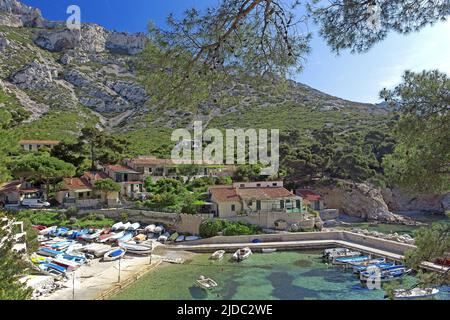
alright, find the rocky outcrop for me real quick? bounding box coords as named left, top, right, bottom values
left=35, top=24, right=108, bottom=53
left=105, top=80, right=148, bottom=104
left=10, top=60, right=59, bottom=89
left=383, top=188, right=450, bottom=214
left=317, top=181, right=407, bottom=223
left=106, top=32, right=147, bottom=55
left=0, top=0, right=45, bottom=27
left=0, top=35, right=8, bottom=51
left=348, top=228, right=415, bottom=245
left=64, top=69, right=131, bottom=113
left=34, top=24, right=146, bottom=55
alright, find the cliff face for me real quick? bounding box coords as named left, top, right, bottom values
left=317, top=180, right=448, bottom=223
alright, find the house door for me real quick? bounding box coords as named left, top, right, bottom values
left=256, top=200, right=261, bottom=211
left=296, top=200, right=301, bottom=210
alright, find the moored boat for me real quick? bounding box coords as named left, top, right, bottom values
left=108, top=231, right=125, bottom=242
left=211, top=250, right=225, bottom=260
left=121, top=222, right=132, bottom=231
left=185, top=236, right=201, bottom=241
left=39, top=226, right=57, bottom=236
left=334, top=255, right=370, bottom=265
left=197, top=275, right=218, bottom=290
left=145, top=224, right=156, bottom=233
left=117, top=232, right=134, bottom=242
left=169, top=232, right=179, bottom=242
left=393, top=288, right=440, bottom=300
left=353, top=262, right=396, bottom=274
left=360, top=267, right=412, bottom=285
left=233, top=248, right=252, bottom=262
left=154, top=225, right=164, bottom=234
left=103, top=248, right=126, bottom=261
left=37, top=247, right=64, bottom=258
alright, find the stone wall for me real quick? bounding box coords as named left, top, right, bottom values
left=226, top=212, right=319, bottom=230
left=183, top=230, right=416, bottom=256
left=76, top=209, right=204, bottom=235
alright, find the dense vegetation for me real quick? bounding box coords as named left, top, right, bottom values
left=199, top=219, right=262, bottom=238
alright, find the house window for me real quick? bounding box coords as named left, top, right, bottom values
left=296, top=200, right=301, bottom=209
left=231, top=204, right=236, bottom=212
left=280, top=200, right=284, bottom=209
left=248, top=201, right=253, bottom=207
left=256, top=183, right=261, bottom=187
left=272, top=182, right=278, bottom=186
left=86, top=192, right=90, bottom=197
left=28, top=145, right=32, bottom=151
left=240, top=184, right=245, bottom=188
left=256, top=201, right=261, bottom=211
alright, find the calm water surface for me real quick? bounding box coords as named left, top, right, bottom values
left=112, top=251, right=450, bottom=300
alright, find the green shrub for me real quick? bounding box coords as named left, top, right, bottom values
left=199, top=219, right=261, bottom=238
left=120, top=212, right=129, bottom=223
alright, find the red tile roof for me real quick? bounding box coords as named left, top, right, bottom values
left=105, top=165, right=138, bottom=173
left=62, top=178, right=92, bottom=191
left=210, top=186, right=298, bottom=202
left=83, top=171, right=108, bottom=181
left=0, top=181, right=22, bottom=193
left=19, top=140, right=60, bottom=145
left=296, top=189, right=322, bottom=202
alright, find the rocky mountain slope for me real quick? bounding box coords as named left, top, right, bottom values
left=0, top=0, right=389, bottom=150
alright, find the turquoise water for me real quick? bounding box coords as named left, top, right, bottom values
left=112, top=251, right=450, bottom=300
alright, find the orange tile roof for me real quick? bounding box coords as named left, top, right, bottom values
left=0, top=181, right=22, bottom=193
left=62, top=177, right=92, bottom=191
left=210, top=186, right=298, bottom=202
left=296, top=189, right=322, bottom=202
left=209, top=187, right=240, bottom=202
left=19, top=140, right=60, bottom=145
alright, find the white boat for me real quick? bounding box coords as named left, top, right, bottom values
left=233, top=248, right=252, bottom=262
left=262, top=248, right=277, bottom=253
left=103, top=248, right=126, bottom=261
left=50, top=257, right=81, bottom=272
left=83, top=244, right=111, bottom=257
left=393, top=288, right=440, bottom=300
left=145, top=224, right=156, bottom=233
left=120, top=222, right=131, bottom=231
left=108, top=231, right=125, bottom=241
left=127, top=223, right=140, bottom=231
left=119, top=242, right=152, bottom=255
left=211, top=250, right=225, bottom=260
left=196, top=275, right=218, bottom=290
left=157, top=235, right=168, bottom=243
left=111, top=222, right=124, bottom=231
left=154, top=225, right=164, bottom=234
left=39, top=226, right=57, bottom=235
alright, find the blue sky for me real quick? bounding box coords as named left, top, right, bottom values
left=22, top=0, right=450, bottom=103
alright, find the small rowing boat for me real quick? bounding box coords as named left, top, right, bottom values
left=169, top=232, right=179, bottom=242
left=185, top=236, right=201, bottom=241
left=37, top=247, right=63, bottom=258
left=393, top=287, right=440, bottom=300
left=334, top=255, right=370, bottom=265
left=112, top=222, right=124, bottom=231
left=360, top=267, right=412, bottom=285
left=103, top=248, right=126, bottom=261
left=127, top=222, right=140, bottom=231
left=197, top=275, right=218, bottom=290
left=145, top=224, right=156, bottom=233
left=353, top=262, right=396, bottom=274
left=38, top=263, right=67, bottom=279
left=233, top=248, right=252, bottom=262
left=175, top=235, right=185, bottom=242
left=211, top=250, right=225, bottom=260
left=119, top=242, right=152, bottom=255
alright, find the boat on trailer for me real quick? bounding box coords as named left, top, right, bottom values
left=233, top=248, right=252, bottom=262
left=393, top=288, right=440, bottom=300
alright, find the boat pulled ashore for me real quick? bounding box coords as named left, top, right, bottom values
left=103, top=248, right=126, bottom=261
left=119, top=242, right=152, bottom=255
left=233, top=248, right=252, bottom=262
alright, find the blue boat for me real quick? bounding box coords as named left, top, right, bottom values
left=334, top=255, right=370, bottom=265
left=117, top=232, right=134, bottom=242
left=353, top=262, right=396, bottom=274
left=175, top=235, right=185, bottom=242
left=360, top=267, right=411, bottom=285
left=58, top=254, right=87, bottom=264
left=37, top=247, right=64, bottom=258
left=185, top=236, right=201, bottom=241
left=38, top=263, right=67, bottom=278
